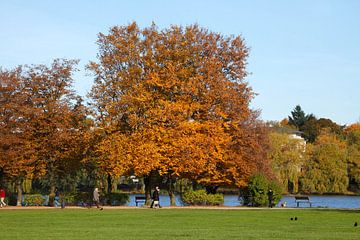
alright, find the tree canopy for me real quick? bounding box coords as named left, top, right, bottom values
left=0, top=60, right=88, bottom=198
left=88, top=22, right=270, bottom=191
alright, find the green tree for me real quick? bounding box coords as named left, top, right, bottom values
left=300, top=116, right=319, bottom=142
left=301, top=117, right=343, bottom=143
left=344, top=124, right=360, bottom=189
left=301, top=130, right=348, bottom=194
left=239, top=173, right=282, bottom=207
left=288, top=105, right=314, bottom=130
left=268, top=132, right=306, bottom=193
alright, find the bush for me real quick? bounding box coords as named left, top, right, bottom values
left=59, top=192, right=130, bottom=206
left=60, top=193, right=77, bottom=206
left=23, top=194, right=47, bottom=206
left=73, top=191, right=93, bottom=206
left=103, top=192, right=130, bottom=206
left=239, top=173, right=282, bottom=207
left=182, top=190, right=224, bottom=206
left=7, top=192, right=18, bottom=206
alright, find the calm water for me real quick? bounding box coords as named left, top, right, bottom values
left=128, top=194, right=360, bottom=208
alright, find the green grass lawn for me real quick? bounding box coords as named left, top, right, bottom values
left=0, top=208, right=359, bottom=239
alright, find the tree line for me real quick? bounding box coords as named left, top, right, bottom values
left=269, top=105, right=360, bottom=194
left=1, top=23, right=359, bottom=206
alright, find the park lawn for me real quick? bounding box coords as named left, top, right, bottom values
left=0, top=208, right=359, bottom=240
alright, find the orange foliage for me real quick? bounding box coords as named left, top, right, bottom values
left=89, top=22, right=270, bottom=188
left=344, top=123, right=360, bottom=135
left=0, top=60, right=88, bottom=187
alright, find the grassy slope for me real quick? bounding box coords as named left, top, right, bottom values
left=0, top=209, right=359, bottom=240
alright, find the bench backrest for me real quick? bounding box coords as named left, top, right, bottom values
left=135, top=196, right=146, bottom=200
left=295, top=196, right=310, bottom=201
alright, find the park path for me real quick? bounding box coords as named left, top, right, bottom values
left=0, top=206, right=343, bottom=210
left=0, top=205, right=282, bottom=210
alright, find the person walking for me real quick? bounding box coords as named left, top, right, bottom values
left=93, top=187, right=103, bottom=210
left=268, top=188, right=274, bottom=208
left=54, top=187, right=60, bottom=207
left=0, top=188, right=6, bottom=208
left=150, top=186, right=161, bottom=208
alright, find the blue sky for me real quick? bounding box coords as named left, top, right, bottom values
left=1, top=0, right=359, bottom=125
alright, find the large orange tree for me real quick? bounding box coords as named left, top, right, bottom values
left=0, top=60, right=88, bottom=203
left=0, top=67, right=36, bottom=204
left=89, top=22, right=270, bottom=203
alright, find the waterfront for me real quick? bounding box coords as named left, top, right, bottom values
left=128, top=194, right=360, bottom=208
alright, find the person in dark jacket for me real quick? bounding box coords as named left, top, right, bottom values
left=150, top=186, right=161, bottom=208
left=54, top=187, right=60, bottom=207
left=268, top=188, right=274, bottom=208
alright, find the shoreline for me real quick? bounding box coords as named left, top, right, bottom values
left=1, top=205, right=360, bottom=210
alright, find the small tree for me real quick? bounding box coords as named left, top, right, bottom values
left=239, top=173, right=282, bottom=207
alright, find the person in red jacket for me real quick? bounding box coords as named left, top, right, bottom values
left=0, top=188, right=6, bottom=207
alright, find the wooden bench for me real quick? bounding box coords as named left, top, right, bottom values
left=295, top=196, right=312, bottom=207
left=135, top=196, right=146, bottom=206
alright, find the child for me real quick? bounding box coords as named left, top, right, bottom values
left=0, top=188, right=6, bottom=207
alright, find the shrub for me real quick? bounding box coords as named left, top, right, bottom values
left=23, top=194, right=47, bottom=206
left=206, top=193, right=224, bottom=206
left=73, top=191, right=93, bottom=206
left=60, top=193, right=77, bottom=206
left=103, top=192, right=130, bottom=206
left=7, top=192, right=18, bottom=206
left=60, top=192, right=130, bottom=206
left=239, top=173, right=282, bottom=207
left=182, top=190, right=224, bottom=206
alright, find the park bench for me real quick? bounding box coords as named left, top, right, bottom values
left=295, top=196, right=312, bottom=207
left=135, top=196, right=146, bottom=206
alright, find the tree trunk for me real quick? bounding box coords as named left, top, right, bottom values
left=144, top=175, right=152, bottom=205
left=168, top=175, right=176, bottom=206
left=16, top=179, right=23, bottom=206
left=205, top=186, right=219, bottom=194
left=144, top=170, right=161, bottom=205
left=0, top=168, right=4, bottom=186
left=293, top=177, right=299, bottom=193
left=107, top=173, right=112, bottom=194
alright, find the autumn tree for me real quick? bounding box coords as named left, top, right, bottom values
left=0, top=67, right=35, bottom=204
left=1, top=60, right=88, bottom=202
left=23, top=59, right=89, bottom=195
left=301, top=117, right=343, bottom=143
left=344, top=123, right=360, bottom=189
left=301, top=130, right=348, bottom=193
left=89, top=22, right=270, bottom=203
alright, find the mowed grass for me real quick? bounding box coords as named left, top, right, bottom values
left=0, top=208, right=360, bottom=240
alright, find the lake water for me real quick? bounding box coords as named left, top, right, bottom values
left=128, top=194, right=360, bottom=208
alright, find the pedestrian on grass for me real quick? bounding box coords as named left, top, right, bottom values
left=93, top=187, right=103, bottom=210
left=54, top=187, right=60, bottom=207
left=0, top=188, right=6, bottom=208
left=268, top=188, right=274, bottom=208
left=150, top=186, right=161, bottom=208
